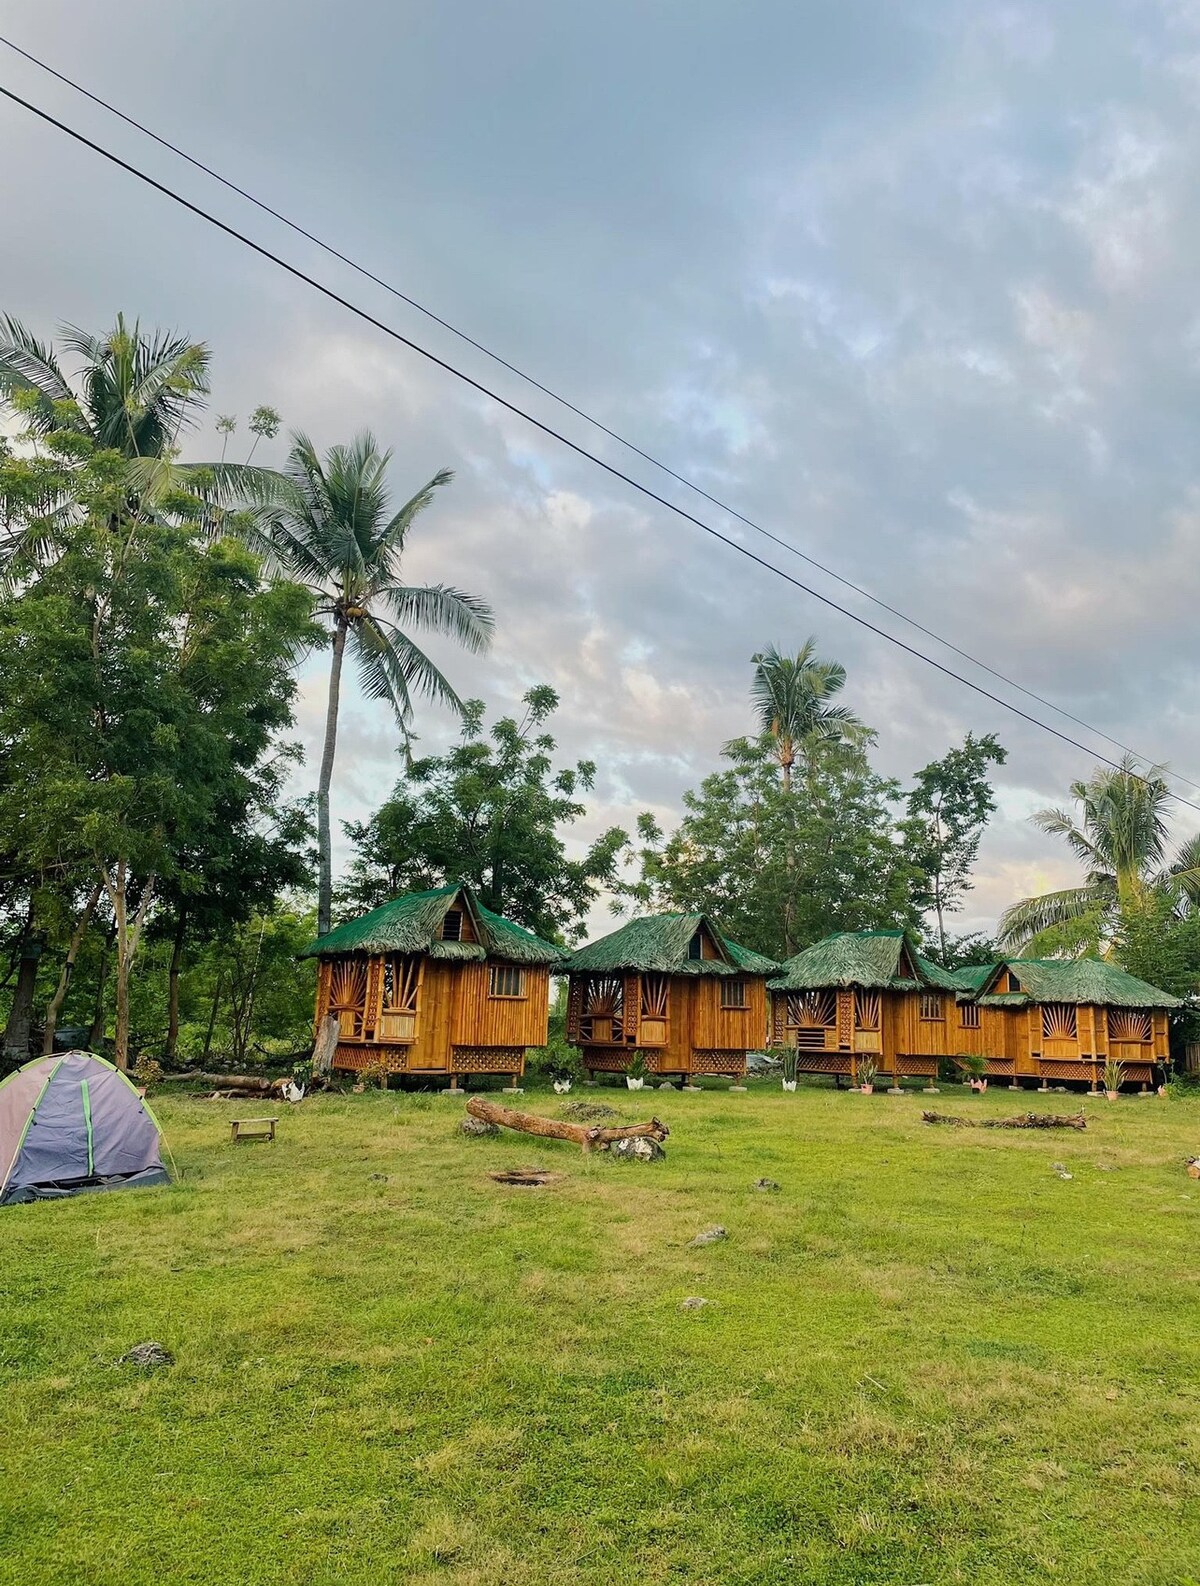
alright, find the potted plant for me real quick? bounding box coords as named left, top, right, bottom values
left=780, top=1045, right=799, bottom=1093
left=626, top=1053, right=648, bottom=1091
left=955, top=1052, right=989, bottom=1091
left=856, top=1058, right=878, bottom=1095
left=1103, top=1058, right=1125, bottom=1101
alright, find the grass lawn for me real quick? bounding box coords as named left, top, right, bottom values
left=3, top=1079, right=1200, bottom=1585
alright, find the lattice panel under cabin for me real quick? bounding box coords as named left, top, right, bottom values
left=334, top=1044, right=409, bottom=1073
left=792, top=1051, right=853, bottom=1074
left=452, top=1047, right=525, bottom=1073
left=691, top=1050, right=746, bottom=1076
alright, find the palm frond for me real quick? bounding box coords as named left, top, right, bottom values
left=0, top=315, right=77, bottom=434
left=376, top=468, right=454, bottom=551
left=997, top=883, right=1112, bottom=950
left=377, top=582, right=494, bottom=652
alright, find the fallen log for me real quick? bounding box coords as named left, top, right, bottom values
left=466, top=1095, right=670, bottom=1154
left=922, top=1110, right=1087, bottom=1131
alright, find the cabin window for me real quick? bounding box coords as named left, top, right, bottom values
left=1041, top=1003, right=1077, bottom=1041
left=640, top=975, right=669, bottom=1018
left=688, top=931, right=703, bottom=960
left=488, top=964, right=525, bottom=999
left=720, top=977, right=747, bottom=1010
left=441, top=909, right=464, bottom=942
left=959, top=1002, right=980, bottom=1029
left=383, top=955, right=420, bottom=1012
left=919, top=993, right=943, bottom=1022
left=786, top=989, right=836, bottom=1049
left=329, top=958, right=369, bottom=1039
left=854, top=990, right=881, bottom=1031
left=1107, top=1008, right=1151, bottom=1044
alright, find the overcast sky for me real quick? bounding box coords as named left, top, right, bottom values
left=3, top=0, right=1200, bottom=938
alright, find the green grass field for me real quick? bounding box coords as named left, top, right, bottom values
left=3, top=1080, right=1200, bottom=1585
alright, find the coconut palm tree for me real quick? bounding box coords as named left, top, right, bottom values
left=998, top=758, right=1200, bottom=953
left=0, top=312, right=254, bottom=572
left=737, top=639, right=869, bottom=791
left=252, top=431, right=493, bottom=935
left=0, top=312, right=210, bottom=457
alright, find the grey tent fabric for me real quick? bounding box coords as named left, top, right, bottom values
left=0, top=1051, right=168, bottom=1206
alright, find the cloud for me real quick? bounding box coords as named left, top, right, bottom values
left=5, top=0, right=1200, bottom=940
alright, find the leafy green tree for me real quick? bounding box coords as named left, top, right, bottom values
left=342, top=687, right=628, bottom=942
left=631, top=736, right=920, bottom=960
left=0, top=439, right=316, bottom=1066
left=900, top=732, right=1007, bottom=961
left=250, top=432, right=493, bottom=937
left=734, top=638, right=869, bottom=792
left=998, top=758, right=1200, bottom=953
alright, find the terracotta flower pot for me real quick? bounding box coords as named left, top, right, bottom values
left=1106, top=1090, right=1119, bottom=1101
left=860, top=1082, right=874, bottom=1095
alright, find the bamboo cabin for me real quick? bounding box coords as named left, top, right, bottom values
left=767, top=930, right=963, bottom=1085
left=564, top=914, right=777, bottom=1081
left=303, top=883, right=562, bottom=1086
left=952, top=957, right=1178, bottom=1089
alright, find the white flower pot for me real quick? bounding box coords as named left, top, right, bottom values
left=552, top=1078, right=572, bottom=1093
left=782, top=1079, right=798, bottom=1092
left=626, top=1076, right=645, bottom=1090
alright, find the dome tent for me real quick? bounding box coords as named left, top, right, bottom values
left=0, top=1051, right=169, bottom=1206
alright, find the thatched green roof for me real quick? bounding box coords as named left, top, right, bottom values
left=949, top=962, right=999, bottom=992
left=769, top=930, right=949, bottom=992
left=994, top=958, right=1181, bottom=1009
left=300, top=883, right=563, bottom=965
left=564, top=914, right=777, bottom=977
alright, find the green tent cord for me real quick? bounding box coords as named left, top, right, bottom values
left=81, top=1079, right=94, bottom=1176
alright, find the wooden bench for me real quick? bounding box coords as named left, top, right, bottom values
left=230, top=1116, right=279, bottom=1144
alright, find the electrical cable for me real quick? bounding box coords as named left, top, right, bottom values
left=2, top=77, right=1199, bottom=818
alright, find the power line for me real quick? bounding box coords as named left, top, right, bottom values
left=3, top=34, right=1194, bottom=799
left=3, top=77, right=1200, bottom=822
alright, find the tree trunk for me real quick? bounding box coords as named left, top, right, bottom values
left=316, top=617, right=349, bottom=938
left=466, top=1095, right=670, bottom=1154
left=2, top=927, right=42, bottom=1063
left=89, top=935, right=112, bottom=1050
left=312, top=1013, right=339, bottom=1076
left=42, top=881, right=102, bottom=1054
left=202, top=970, right=224, bottom=1062
left=101, top=860, right=156, bottom=1070
left=164, top=910, right=188, bottom=1064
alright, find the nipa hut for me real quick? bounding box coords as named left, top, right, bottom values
left=303, top=883, right=562, bottom=1087
left=563, top=913, right=777, bottom=1082
left=953, top=957, right=1179, bottom=1089
left=767, top=929, right=962, bottom=1085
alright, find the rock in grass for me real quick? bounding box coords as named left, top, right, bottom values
left=752, top=1178, right=781, bottom=1192
left=460, top=1117, right=499, bottom=1137
left=609, top=1136, right=665, bottom=1163
left=559, top=1100, right=620, bottom=1122
left=689, top=1225, right=728, bottom=1247
left=1053, top=1162, right=1074, bottom=1180
left=119, top=1341, right=174, bottom=1369
left=680, top=1296, right=710, bottom=1311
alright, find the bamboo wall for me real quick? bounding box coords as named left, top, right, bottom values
left=569, top=971, right=770, bottom=1077
left=314, top=953, right=553, bottom=1077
